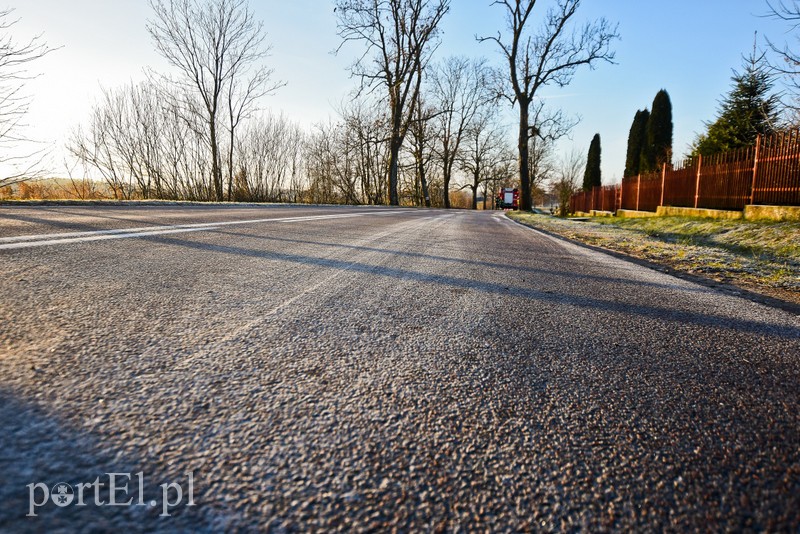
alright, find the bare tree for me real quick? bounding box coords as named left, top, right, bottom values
left=551, top=148, right=583, bottom=216
left=528, top=100, right=576, bottom=206
left=457, top=110, right=511, bottom=209
left=68, top=99, right=133, bottom=200
left=235, top=113, right=303, bottom=202
left=339, top=97, right=390, bottom=205
left=0, top=8, right=55, bottom=187
left=480, top=0, right=617, bottom=211
left=68, top=81, right=211, bottom=200
left=305, top=120, right=352, bottom=204
left=304, top=97, right=392, bottom=206
left=59, top=158, right=101, bottom=200
left=407, top=74, right=436, bottom=207
left=223, top=43, right=284, bottom=200
left=335, top=0, right=450, bottom=206
left=147, top=0, right=281, bottom=201
left=430, top=56, right=492, bottom=208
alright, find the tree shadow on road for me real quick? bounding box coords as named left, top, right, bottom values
left=0, top=388, right=221, bottom=533
left=212, top=229, right=722, bottom=297
left=146, top=234, right=800, bottom=341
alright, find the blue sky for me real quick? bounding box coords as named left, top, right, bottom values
left=7, top=1, right=792, bottom=184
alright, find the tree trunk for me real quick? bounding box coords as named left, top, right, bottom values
left=517, top=98, right=531, bottom=211
left=387, top=89, right=403, bottom=206
left=227, top=128, right=235, bottom=201
left=472, top=169, right=479, bottom=210
left=210, top=120, right=223, bottom=201
left=388, top=140, right=400, bottom=206
left=416, top=149, right=431, bottom=208
left=442, top=145, right=452, bottom=208
left=421, top=173, right=431, bottom=207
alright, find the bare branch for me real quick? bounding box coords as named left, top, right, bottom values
left=334, top=0, right=450, bottom=205
left=0, top=8, right=58, bottom=187
left=147, top=0, right=282, bottom=200
left=480, top=0, right=617, bottom=211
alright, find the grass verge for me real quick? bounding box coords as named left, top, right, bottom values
left=508, top=211, right=800, bottom=305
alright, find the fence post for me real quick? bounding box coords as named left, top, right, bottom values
left=618, top=182, right=623, bottom=211
left=595, top=186, right=600, bottom=212
left=750, top=135, right=760, bottom=205
left=694, top=154, right=702, bottom=209
left=636, top=174, right=641, bottom=211
left=660, top=162, right=667, bottom=208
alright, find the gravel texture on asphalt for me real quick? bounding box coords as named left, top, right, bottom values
left=1, top=204, right=799, bottom=532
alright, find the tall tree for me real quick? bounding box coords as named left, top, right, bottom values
left=457, top=108, right=510, bottom=209
left=147, top=0, right=280, bottom=201
left=692, top=50, right=780, bottom=156
left=640, top=89, right=672, bottom=173
left=337, top=96, right=390, bottom=205
left=481, top=0, right=617, bottom=211
left=408, top=77, right=435, bottom=207
left=623, top=108, right=648, bottom=178
left=430, top=56, right=491, bottom=208
left=583, top=133, right=601, bottom=190
left=224, top=48, right=284, bottom=201
left=335, top=0, right=450, bottom=206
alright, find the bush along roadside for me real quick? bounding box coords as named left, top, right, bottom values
left=507, top=211, right=800, bottom=305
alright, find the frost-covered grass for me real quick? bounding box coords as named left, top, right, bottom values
left=508, top=211, right=800, bottom=301
left=594, top=216, right=800, bottom=261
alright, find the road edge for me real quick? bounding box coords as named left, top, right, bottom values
left=506, top=214, right=800, bottom=316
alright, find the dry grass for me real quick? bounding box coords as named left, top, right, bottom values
left=508, top=212, right=800, bottom=303
left=1, top=179, right=113, bottom=200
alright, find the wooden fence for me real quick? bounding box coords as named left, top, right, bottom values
left=570, top=129, right=800, bottom=214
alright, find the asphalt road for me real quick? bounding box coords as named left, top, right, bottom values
left=1, top=204, right=798, bottom=532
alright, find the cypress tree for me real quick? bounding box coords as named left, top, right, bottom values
left=583, top=133, right=601, bottom=191
left=641, top=89, right=673, bottom=173
left=624, top=109, right=649, bottom=178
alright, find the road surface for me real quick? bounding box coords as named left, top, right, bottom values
left=1, top=204, right=798, bottom=531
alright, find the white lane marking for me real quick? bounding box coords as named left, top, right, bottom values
left=0, top=210, right=401, bottom=250
left=0, top=227, right=221, bottom=249
left=0, top=224, right=208, bottom=243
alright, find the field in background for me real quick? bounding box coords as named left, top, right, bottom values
left=0, top=179, right=115, bottom=201
left=0, top=179, right=495, bottom=210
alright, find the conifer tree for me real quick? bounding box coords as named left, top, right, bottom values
left=623, top=109, right=649, bottom=177
left=692, top=51, right=780, bottom=156
left=583, top=133, right=601, bottom=190
left=641, top=89, right=673, bottom=173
